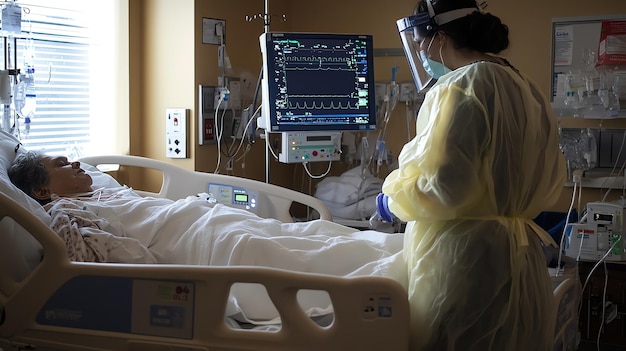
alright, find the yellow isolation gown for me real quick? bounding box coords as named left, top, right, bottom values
left=383, top=61, right=567, bottom=351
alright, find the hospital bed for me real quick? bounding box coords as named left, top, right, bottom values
left=0, top=137, right=411, bottom=350
left=0, top=132, right=581, bottom=350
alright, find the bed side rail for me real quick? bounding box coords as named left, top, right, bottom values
left=1, top=223, right=408, bottom=351
left=4, top=263, right=409, bottom=351
left=0, top=190, right=68, bottom=299
left=79, top=155, right=332, bottom=222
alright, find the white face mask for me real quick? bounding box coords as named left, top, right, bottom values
left=419, top=33, right=451, bottom=79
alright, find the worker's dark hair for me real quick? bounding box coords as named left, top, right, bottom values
left=416, top=0, right=509, bottom=54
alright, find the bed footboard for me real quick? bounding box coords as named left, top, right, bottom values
left=79, top=155, right=332, bottom=222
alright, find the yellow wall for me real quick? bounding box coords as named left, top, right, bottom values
left=192, top=0, right=292, bottom=186
left=129, top=0, right=196, bottom=188
left=129, top=0, right=626, bottom=210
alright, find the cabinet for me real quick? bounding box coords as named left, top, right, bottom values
left=578, top=262, right=626, bottom=346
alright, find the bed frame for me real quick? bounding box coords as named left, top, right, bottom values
left=78, top=155, right=333, bottom=223
left=0, top=155, right=410, bottom=351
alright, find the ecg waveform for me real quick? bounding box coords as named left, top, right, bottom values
left=285, top=56, right=351, bottom=63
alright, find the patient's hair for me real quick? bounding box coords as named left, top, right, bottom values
left=8, top=151, right=49, bottom=205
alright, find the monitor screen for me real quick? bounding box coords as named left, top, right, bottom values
left=259, top=32, right=377, bottom=132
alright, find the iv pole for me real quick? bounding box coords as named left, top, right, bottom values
left=264, top=0, right=270, bottom=34
left=247, top=0, right=286, bottom=184
left=263, top=0, right=270, bottom=184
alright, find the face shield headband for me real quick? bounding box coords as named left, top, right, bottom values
left=396, top=0, right=478, bottom=91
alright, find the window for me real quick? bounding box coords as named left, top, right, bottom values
left=1, top=0, right=128, bottom=158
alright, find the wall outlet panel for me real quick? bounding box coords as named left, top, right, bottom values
left=165, top=108, right=188, bottom=158
left=198, top=85, right=216, bottom=145
left=198, top=111, right=236, bottom=144
left=202, top=117, right=215, bottom=141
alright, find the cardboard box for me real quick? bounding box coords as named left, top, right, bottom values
left=597, top=20, right=626, bottom=66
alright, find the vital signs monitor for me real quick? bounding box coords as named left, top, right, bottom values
left=259, top=32, right=377, bottom=132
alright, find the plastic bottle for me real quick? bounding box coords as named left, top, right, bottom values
left=20, top=64, right=36, bottom=121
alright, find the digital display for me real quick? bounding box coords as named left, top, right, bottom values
left=234, top=193, right=248, bottom=202
left=261, top=32, right=377, bottom=132
left=307, top=135, right=331, bottom=142
left=594, top=213, right=614, bottom=222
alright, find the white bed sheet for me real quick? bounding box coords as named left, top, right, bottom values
left=46, top=186, right=406, bottom=324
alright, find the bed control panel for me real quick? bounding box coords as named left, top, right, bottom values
left=205, top=183, right=258, bottom=212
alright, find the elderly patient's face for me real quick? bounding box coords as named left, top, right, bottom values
left=41, top=156, right=93, bottom=196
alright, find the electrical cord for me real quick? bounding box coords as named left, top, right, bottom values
left=229, top=105, right=261, bottom=162
left=597, top=261, right=608, bottom=351
left=264, top=130, right=280, bottom=160
left=213, top=95, right=226, bottom=173
left=247, top=65, right=263, bottom=146
left=220, top=108, right=239, bottom=158
left=556, top=171, right=581, bottom=277
left=302, top=161, right=332, bottom=179
left=600, top=130, right=626, bottom=202
left=578, top=239, right=619, bottom=319
left=214, top=105, right=260, bottom=174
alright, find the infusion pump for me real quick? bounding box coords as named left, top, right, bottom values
left=564, top=202, right=626, bottom=262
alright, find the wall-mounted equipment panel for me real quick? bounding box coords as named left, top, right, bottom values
left=165, top=108, right=188, bottom=158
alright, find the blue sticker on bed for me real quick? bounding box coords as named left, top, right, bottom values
left=36, top=276, right=134, bottom=332
left=36, top=276, right=195, bottom=339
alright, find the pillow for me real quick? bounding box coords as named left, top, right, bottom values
left=81, top=162, right=123, bottom=189
left=0, top=130, right=47, bottom=281
left=0, top=129, right=23, bottom=169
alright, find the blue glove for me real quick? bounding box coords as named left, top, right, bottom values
left=375, top=193, right=395, bottom=223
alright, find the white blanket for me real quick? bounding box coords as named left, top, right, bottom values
left=47, top=186, right=405, bottom=323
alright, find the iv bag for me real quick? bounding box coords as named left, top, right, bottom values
left=559, top=128, right=597, bottom=173
left=20, top=66, right=36, bottom=120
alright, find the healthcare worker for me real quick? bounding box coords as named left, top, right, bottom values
left=378, top=0, right=568, bottom=350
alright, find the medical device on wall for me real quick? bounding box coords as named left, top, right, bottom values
left=258, top=32, right=377, bottom=133
left=564, top=202, right=626, bottom=262
left=278, top=130, right=342, bottom=163
left=165, top=108, right=188, bottom=158
left=202, top=183, right=258, bottom=213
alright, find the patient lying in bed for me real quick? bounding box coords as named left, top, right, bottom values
left=9, top=151, right=405, bottom=323
left=9, top=150, right=404, bottom=278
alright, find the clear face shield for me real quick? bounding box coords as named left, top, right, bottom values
left=396, top=2, right=480, bottom=92
left=396, top=13, right=434, bottom=92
